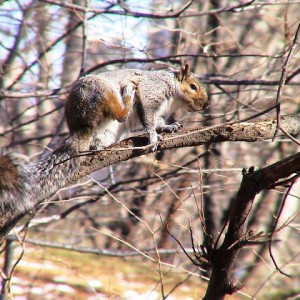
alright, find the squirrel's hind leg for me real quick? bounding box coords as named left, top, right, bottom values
left=102, top=83, right=135, bottom=123
left=118, top=84, right=135, bottom=121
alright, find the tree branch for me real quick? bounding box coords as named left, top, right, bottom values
left=71, top=113, right=300, bottom=181
left=203, top=152, right=300, bottom=299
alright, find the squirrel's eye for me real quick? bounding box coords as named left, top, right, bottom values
left=190, top=84, right=198, bottom=91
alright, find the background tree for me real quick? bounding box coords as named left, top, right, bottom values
left=0, top=1, right=300, bottom=299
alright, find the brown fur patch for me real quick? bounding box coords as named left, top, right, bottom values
left=0, top=156, right=21, bottom=190
left=104, top=90, right=132, bottom=122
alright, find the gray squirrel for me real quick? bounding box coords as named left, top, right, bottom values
left=0, top=64, right=207, bottom=214
left=65, top=64, right=208, bottom=151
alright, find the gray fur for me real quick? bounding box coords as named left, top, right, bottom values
left=0, top=136, right=89, bottom=214
left=67, top=68, right=207, bottom=151
left=0, top=66, right=207, bottom=213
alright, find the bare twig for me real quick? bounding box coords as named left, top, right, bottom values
left=162, top=220, right=203, bottom=268
left=253, top=250, right=300, bottom=298
left=273, top=22, right=300, bottom=143
left=163, top=273, right=193, bottom=299
left=39, top=0, right=193, bottom=18
left=5, top=14, right=98, bottom=90
left=268, top=177, right=300, bottom=277
left=79, top=0, right=90, bottom=77
left=0, top=104, right=64, bottom=137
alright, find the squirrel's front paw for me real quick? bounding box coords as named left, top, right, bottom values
left=158, top=122, right=182, bottom=133
left=171, top=122, right=183, bottom=130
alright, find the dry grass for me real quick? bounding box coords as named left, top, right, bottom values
left=10, top=245, right=208, bottom=299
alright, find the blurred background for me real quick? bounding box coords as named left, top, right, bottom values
left=0, top=0, right=300, bottom=299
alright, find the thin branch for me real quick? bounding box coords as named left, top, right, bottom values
left=286, top=66, right=300, bottom=82
left=163, top=273, right=193, bottom=299
left=162, top=220, right=203, bottom=268
left=79, top=0, right=90, bottom=77
left=274, top=22, right=300, bottom=142
left=0, top=104, right=64, bottom=137
left=1, top=74, right=299, bottom=103
left=38, top=0, right=260, bottom=20
left=6, top=235, right=204, bottom=257
left=0, top=2, right=32, bottom=87
left=253, top=250, right=300, bottom=298
left=268, top=177, right=299, bottom=277
left=5, top=13, right=98, bottom=90
left=39, top=0, right=193, bottom=19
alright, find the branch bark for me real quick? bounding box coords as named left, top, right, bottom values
left=72, top=114, right=300, bottom=181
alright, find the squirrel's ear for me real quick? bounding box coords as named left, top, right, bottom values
left=177, top=64, right=190, bottom=81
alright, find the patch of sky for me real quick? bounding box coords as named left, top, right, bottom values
left=0, top=0, right=24, bottom=60
left=88, top=0, right=153, bottom=58
left=0, top=0, right=162, bottom=89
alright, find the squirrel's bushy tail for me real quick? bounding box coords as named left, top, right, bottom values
left=0, top=152, right=34, bottom=213
left=0, top=135, right=91, bottom=214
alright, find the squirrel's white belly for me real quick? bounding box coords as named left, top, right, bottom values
left=95, top=118, right=120, bottom=147
left=95, top=109, right=142, bottom=148
left=116, top=108, right=142, bottom=140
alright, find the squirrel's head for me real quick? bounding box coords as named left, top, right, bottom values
left=176, top=64, right=208, bottom=112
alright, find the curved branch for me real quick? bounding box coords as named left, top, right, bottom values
left=72, top=114, right=300, bottom=181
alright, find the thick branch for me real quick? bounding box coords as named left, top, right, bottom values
left=72, top=114, right=300, bottom=181
left=202, top=119, right=300, bottom=299
left=203, top=154, right=300, bottom=299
